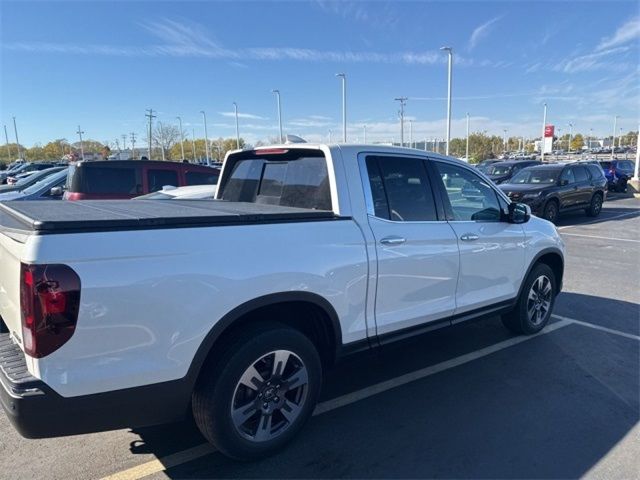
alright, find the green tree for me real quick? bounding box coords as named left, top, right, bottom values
left=571, top=134, right=584, bottom=151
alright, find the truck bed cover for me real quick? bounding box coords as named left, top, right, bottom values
left=0, top=200, right=340, bottom=235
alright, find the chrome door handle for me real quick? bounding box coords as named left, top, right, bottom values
left=380, top=236, right=406, bottom=246
left=460, top=233, right=479, bottom=241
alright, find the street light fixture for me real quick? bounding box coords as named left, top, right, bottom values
left=394, top=97, right=408, bottom=146
left=272, top=90, right=283, bottom=143
left=336, top=73, right=347, bottom=142
left=440, top=46, right=453, bottom=155
left=200, top=111, right=210, bottom=162
left=232, top=102, right=240, bottom=149
left=541, top=103, right=547, bottom=161
left=611, top=115, right=618, bottom=159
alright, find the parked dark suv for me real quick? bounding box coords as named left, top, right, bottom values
left=486, top=160, right=541, bottom=184
left=499, top=163, right=607, bottom=223
left=64, top=160, right=220, bottom=200
left=598, top=159, right=635, bottom=192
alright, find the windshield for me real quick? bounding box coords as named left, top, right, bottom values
left=509, top=168, right=559, bottom=184
left=22, top=169, right=68, bottom=195
left=489, top=164, right=512, bottom=175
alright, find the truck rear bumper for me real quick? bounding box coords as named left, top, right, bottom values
left=0, top=333, right=191, bottom=439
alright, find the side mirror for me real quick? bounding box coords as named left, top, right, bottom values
left=508, top=202, right=531, bottom=224
left=50, top=186, right=63, bottom=197
left=559, top=179, right=569, bottom=186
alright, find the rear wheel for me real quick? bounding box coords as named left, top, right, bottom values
left=542, top=200, right=558, bottom=224
left=192, top=323, right=322, bottom=460
left=586, top=193, right=603, bottom=217
left=502, top=263, right=556, bottom=335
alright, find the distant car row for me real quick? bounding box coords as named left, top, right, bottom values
left=0, top=160, right=220, bottom=202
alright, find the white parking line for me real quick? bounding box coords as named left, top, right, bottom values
left=557, top=210, right=640, bottom=230
left=101, top=319, right=573, bottom=480
left=560, top=232, right=640, bottom=243
left=551, top=314, right=640, bottom=341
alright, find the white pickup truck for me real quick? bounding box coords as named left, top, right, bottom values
left=0, top=144, right=564, bottom=459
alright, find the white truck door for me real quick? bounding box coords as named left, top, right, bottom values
left=359, top=154, right=460, bottom=337
left=430, top=160, right=526, bottom=314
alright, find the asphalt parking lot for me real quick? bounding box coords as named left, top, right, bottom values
left=0, top=195, right=638, bottom=480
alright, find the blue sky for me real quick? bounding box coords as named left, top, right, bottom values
left=1, top=0, right=639, bottom=147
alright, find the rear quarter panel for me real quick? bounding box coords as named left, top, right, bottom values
left=29, top=219, right=368, bottom=397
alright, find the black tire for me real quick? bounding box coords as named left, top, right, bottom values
left=542, top=200, right=559, bottom=224
left=502, top=263, right=557, bottom=335
left=192, top=322, right=322, bottom=461
left=586, top=192, right=603, bottom=217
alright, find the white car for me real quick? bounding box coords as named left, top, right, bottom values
left=134, top=184, right=217, bottom=200
left=0, top=144, right=564, bottom=460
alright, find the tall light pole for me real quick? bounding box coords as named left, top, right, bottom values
left=611, top=115, right=618, bottom=159
left=440, top=46, right=453, bottom=155
left=619, top=127, right=623, bottom=148
left=191, top=128, right=197, bottom=161
left=272, top=90, right=283, bottom=143
left=465, top=112, right=470, bottom=161
left=328, top=129, right=333, bottom=143
left=232, top=102, right=240, bottom=149
left=503, top=129, right=508, bottom=152
left=363, top=124, right=367, bottom=143
left=130, top=132, right=137, bottom=160
left=633, top=126, right=639, bottom=181
left=395, top=97, right=407, bottom=146
left=12, top=117, right=22, bottom=160
left=3, top=125, right=11, bottom=160
left=201, top=111, right=210, bottom=162
left=424, top=138, right=428, bottom=152
left=541, top=103, right=547, bottom=162
left=568, top=122, right=573, bottom=152
left=589, top=128, right=593, bottom=150
left=145, top=108, right=155, bottom=160
left=176, top=116, right=185, bottom=160
left=76, top=125, right=85, bottom=161
left=409, top=119, right=413, bottom=148
left=335, top=73, right=347, bottom=142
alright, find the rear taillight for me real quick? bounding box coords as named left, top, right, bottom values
left=20, top=263, right=81, bottom=358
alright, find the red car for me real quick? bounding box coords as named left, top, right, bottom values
left=63, top=160, right=220, bottom=200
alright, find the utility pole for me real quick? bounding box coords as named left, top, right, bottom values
left=441, top=46, right=453, bottom=155
left=336, top=73, right=347, bottom=142
left=176, top=116, right=185, bottom=160
left=76, top=125, right=85, bottom=161
left=12, top=117, right=22, bottom=160
left=130, top=132, right=137, bottom=159
left=145, top=108, right=156, bottom=160
left=611, top=115, right=618, bottom=159
left=466, top=112, right=470, bottom=161
left=115, top=138, right=121, bottom=155
left=272, top=90, right=283, bottom=143
left=395, top=97, right=407, bottom=146
left=3, top=125, right=11, bottom=160
left=541, top=103, right=547, bottom=162
left=121, top=134, right=127, bottom=151
left=233, top=102, right=240, bottom=149
left=201, top=111, right=210, bottom=162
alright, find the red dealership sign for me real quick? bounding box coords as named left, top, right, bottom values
left=544, top=125, right=555, bottom=138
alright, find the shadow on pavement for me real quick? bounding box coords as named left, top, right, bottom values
left=126, top=294, right=639, bottom=479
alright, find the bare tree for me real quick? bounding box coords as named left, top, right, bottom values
left=153, top=122, right=180, bottom=160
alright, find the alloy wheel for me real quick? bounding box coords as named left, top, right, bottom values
left=230, top=350, right=309, bottom=442
left=527, top=275, right=552, bottom=326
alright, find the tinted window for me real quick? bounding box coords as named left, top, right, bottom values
left=147, top=169, right=178, bottom=193
left=434, top=162, right=501, bottom=222
left=82, top=166, right=140, bottom=194
left=221, top=153, right=331, bottom=210
left=560, top=168, right=575, bottom=185
left=573, top=166, right=589, bottom=183
left=366, top=156, right=437, bottom=221
left=510, top=168, right=560, bottom=184
left=586, top=164, right=604, bottom=180
left=185, top=171, right=219, bottom=186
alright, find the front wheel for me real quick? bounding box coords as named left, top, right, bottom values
left=502, top=263, right=556, bottom=335
left=542, top=200, right=558, bottom=224
left=192, top=323, right=322, bottom=460
left=586, top=193, right=603, bottom=217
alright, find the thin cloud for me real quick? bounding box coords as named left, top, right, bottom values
left=597, top=16, right=640, bottom=51
left=3, top=18, right=487, bottom=67
left=556, top=46, right=632, bottom=73
left=219, top=112, right=267, bottom=120
left=468, top=16, right=503, bottom=50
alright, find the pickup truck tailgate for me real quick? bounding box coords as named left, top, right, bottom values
left=0, top=230, right=26, bottom=343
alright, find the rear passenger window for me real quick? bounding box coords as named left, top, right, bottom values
left=185, top=171, right=219, bottom=186
left=366, top=156, right=437, bottom=221
left=586, top=164, right=604, bottom=180
left=560, top=168, right=575, bottom=185
left=573, top=166, right=589, bottom=183
left=84, top=166, right=140, bottom=194
left=147, top=169, right=178, bottom=193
